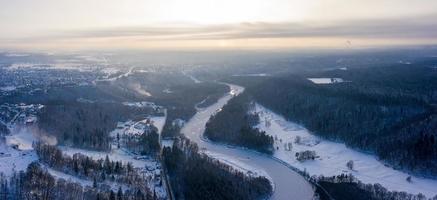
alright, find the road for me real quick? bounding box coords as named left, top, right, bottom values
left=181, top=83, right=314, bottom=200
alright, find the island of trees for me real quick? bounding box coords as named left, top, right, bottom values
left=204, top=92, right=274, bottom=154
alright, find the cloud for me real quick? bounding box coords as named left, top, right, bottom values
left=35, top=14, right=437, bottom=41
left=2, top=14, right=437, bottom=49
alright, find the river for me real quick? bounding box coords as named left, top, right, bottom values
left=180, top=84, right=314, bottom=200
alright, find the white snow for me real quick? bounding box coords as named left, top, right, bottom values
left=307, top=78, right=345, bottom=84
left=5, top=126, right=37, bottom=150
left=6, top=62, right=93, bottom=72
left=205, top=151, right=272, bottom=181
left=0, top=86, right=16, bottom=92
left=150, top=116, right=166, bottom=134
left=100, top=67, right=120, bottom=75
left=161, top=140, right=174, bottom=148
left=46, top=167, right=93, bottom=187
left=162, top=88, right=173, bottom=94
left=122, top=101, right=161, bottom=110
left=60, top=146, right=158, bottom=169
left=399, top=60, right=412, bottom=65
left=232, top=73, right=271, bottom=77
left=4, top=53, right=29, bottom=57
left=0, top=143, right=37, bottom=176
left=100, top=68, right=133, bottom=82
left=46, top=166, right=132, bottom=192
left=254, top=104, right=437, bottom=197
left=110, top=115, right=166, bottom=138
left=0, top=125, right=38, bottom=176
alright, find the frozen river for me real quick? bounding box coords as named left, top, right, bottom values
left=181, top=84, right=314, bottom=200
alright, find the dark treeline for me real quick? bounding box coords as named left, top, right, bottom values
left=0, top=162, right=155, bottom=200
left=204, top=92, right=274, bottom=154
left=314, top=174, right=437, bottom=200
left=162, top=136, right=272, bottom=200
left=227, top=64, right=437, bottom=176
left=0, top=122, right=9, bottom=136
left=38, top=102, right=156, bottom=151
left=34, top=142, right=155, bottom=199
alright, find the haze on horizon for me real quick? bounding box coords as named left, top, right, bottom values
left=1, top=0, right=437, bottom=50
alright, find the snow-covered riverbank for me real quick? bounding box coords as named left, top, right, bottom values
left=254, top=104, right=437, bottom=198
left=181, top=83, right=314, bottom=200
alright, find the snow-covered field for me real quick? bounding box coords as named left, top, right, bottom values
left=0, top=86, right=16, bottom=92
left=110, top=116, right=166, bottom=138
left=150, top=116, right=166, bottom=134
left=254, top=104, right=437, bottom=197
left=5, top=126, right=37, bottom=150
left=307, top=78, right=345, bottom=84
left=0, top=126, right=38, bottom=176
left=122, top=101, right=162, bottom=111
left=6, top=62, right=94, bottom=72
left=161, top=139, right=174, bottom=148
left=46, top=167, right=93, bottom=187
left=205, top=151, right=272, bottom=183
left=61, top=146, right=156, bottom=168
left=46, top=166, right=134, bottom=192
left=0, top=144, right=37, bottom=177
left=232, top=73, right=271, bottom=77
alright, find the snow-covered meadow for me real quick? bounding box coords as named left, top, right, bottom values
left=307, top=78, right=345, bottom=84
left=0, top=126, right=38, bottom=176
left=204, top=151, right=272, bottom=181
left=254, top=104, right=437, bottom=198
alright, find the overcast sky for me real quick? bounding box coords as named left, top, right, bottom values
left=1, top=0, right=437, bottom=50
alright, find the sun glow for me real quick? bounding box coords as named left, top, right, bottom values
left=1, top=0, right=437, bottom=50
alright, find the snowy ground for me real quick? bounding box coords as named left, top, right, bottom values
left=0, top=86, right=16, bottom=92
left=254, top=104, right=437, bottom=198
left=46, top=166, right=135, bottom=192
left=122, top=101, right=162, bottom=111
left=60, top=113, right=168, bottom=199
left=46, top=167, right=93, bottom=187
left=205, top=151, right=273, bottom=183
left=0, top=125, right=38, bottom=177
left=0, top=143, right=37, bottom=177
left=232, top=73, right=271, bottom=77
left=150, top=116, right=166, bottom=134
left=161, top=140, right=174, bottom=148
left=307, top=78, right=345, bottom=84
left=110, top=116, right=166, bottom=138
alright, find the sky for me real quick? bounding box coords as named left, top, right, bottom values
left=1, top=0, right=437, bottom=50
